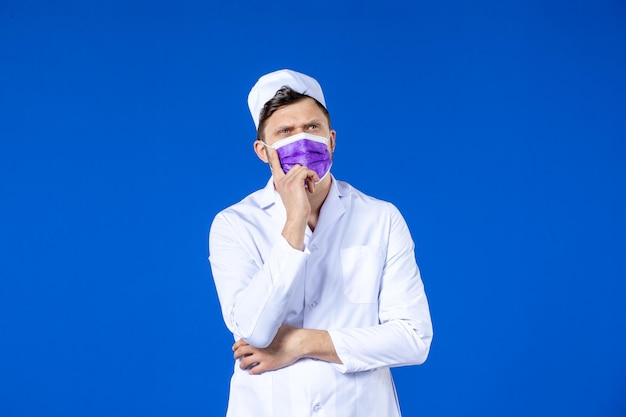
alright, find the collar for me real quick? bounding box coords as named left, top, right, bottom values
left=254, top=174, right=352, bottom=212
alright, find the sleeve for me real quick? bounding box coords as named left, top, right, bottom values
left=208, top=211, right=310, bottom=348
left=327, top=205, right=433, bottom=373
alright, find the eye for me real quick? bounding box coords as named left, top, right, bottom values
left=308, top=124, right=319, bottom=130
left=279, top=128, right=290, bottom=134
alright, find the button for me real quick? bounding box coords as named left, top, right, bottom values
left=309, top=301, right=318, bottom=309
left=313, top=403, right=322, bottom=412
left=311, top=244, right=318, bottom=252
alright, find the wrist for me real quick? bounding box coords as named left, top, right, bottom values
left=282, top=218, right=307, bottom=250
left=293, top=328, right=309, bottom=360
left=297, top=329, right=337, bottom=362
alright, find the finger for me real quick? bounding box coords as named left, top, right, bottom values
left=249, top=362, right=267, bottom=375
left=239, top=354, right=260, bottom=370
left=304, top=169, right=319, bottom=193
left=233, top=344, right=253, bottom=360
left=286, top=165, right=318, bottom=184
left=305, top=177, right=315, bottom=193
left=232, top=339, right=249, bottom=351
left=265, top=145, right=285, bottom=179
left=234, top=350, right=252, bottom=361
left=308, top=167, right=320, bottom=179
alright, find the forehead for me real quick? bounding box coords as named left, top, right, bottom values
left=265, top=98, right=328, bottom=128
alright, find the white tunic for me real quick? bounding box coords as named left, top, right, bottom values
left=208, top=176, right=433, bottom=417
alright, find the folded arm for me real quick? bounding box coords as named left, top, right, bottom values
left=233, top=325, right=341, bottom=375
left=209, top=213, right=310, bottom=348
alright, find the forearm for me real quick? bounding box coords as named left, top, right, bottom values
left=319, top=204, right=434, bottom=373
left=228, top=267, right=297, bottom=346
left=328, top=319, right=432, bottom=373
left=229, top=243, right=308, bottom=346
left=210, top=217, right=309, bottom=348
left=296, top=328, right=342, bottom=364
left=281, top=214, right=308, bottom=251
left=233, top=325, right=341, bottom=375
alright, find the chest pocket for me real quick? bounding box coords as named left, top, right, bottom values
left=340, top=246, right=384, bottom=304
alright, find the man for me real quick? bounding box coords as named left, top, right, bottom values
left=208, top=69, right=433, bottom=417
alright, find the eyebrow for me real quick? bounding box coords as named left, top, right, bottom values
left=304, top=117, right=326, bottom=126
left=275, top=119, right=324, bottom=131
left=275, top=124, right=295, bottom=132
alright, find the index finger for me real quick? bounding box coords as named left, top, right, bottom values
left=265, top=146, right=285, bottom=179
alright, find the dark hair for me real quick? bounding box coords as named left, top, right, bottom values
left=257, top=86, right=331, bottom=141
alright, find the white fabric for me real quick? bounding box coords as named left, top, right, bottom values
left=265, top=132, right=329, bottom=149
left=248, top=69, right=327, bottom=129
left=208, top=176, right=433, bottom=417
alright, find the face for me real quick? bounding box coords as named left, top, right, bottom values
left=258, top=97, right=335, bottom=152
left=253, top=98, right=336, bottom=192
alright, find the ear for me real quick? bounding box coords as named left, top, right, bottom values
left=329, top=129, right=337, bottom=153
left=253, top=140, right=270, bottom=163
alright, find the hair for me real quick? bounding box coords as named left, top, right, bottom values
left=257, top=86, right=331, bottom=141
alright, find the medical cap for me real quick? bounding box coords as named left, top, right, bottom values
left=247, top=69, right=327, bottom=129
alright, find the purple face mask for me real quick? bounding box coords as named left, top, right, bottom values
left=266, top=133, right=332, bottom=181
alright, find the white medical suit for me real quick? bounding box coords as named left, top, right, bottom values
left=208, top=175, right=433, bottom=417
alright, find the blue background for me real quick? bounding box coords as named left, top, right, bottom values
left=1, top=1, right=625, bottom=416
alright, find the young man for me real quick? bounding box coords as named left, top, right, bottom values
left=208, top=69, right=433, bottom=416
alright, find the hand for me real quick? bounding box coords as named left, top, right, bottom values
left=266, top=147, right=319, bottom=249
left=232, top=325, right=303, bottom=375
left=267, top=146, right=319, bottom=214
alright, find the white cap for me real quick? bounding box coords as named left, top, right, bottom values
left=247, top=69, right=326, bottom=129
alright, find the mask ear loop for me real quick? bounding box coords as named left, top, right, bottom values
left=259, top=140, right=272, bottom=163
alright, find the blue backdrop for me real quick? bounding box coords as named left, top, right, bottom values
left=1, top=1, right=625, bottom=416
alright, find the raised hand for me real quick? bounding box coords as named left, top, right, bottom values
left=265, top=146, right=319, bottom=250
